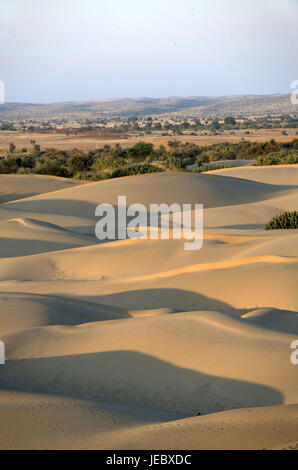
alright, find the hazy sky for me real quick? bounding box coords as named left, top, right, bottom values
left=1, top=0, right=297, bottom=102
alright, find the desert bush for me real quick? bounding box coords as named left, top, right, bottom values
left=92, top=153, right=126, bottom=172
left=40, top=149, right=67, bottom=163
left=5, top=155, right=23, bottom=172
left=35, top=159, right=70, bottom=177
left=110, top=163, right=163, bottom=178
left=265, top=211, right=298, bottom=230
left=32, top=144, right=41, bottom=157
left=68, top=149, right=93, bottom=173
left=187, top=164, right=236, bottom=173
left=1, top=139, right=297, bottom=180
left=254, top=149, right=298, bottom=165
left=17, top=167, right=32, bottom=174
left=165, top=154, right=184, bottom=169
left=21, top=154, right=35, bottom=169
left=127, top=142, right=154, bottom=161
left=9, top=142, right=16, bottom=153
left=73, top=171, right=95, bottom=180
left=95, top=169, right=113, bottom=180
left=0, top=159, right=9, bottom=174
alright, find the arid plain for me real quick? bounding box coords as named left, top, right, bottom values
left=0, top=128, right=297, bottom=151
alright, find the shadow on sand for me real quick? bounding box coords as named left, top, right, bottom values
left=0, top=350, right=284, bottom=417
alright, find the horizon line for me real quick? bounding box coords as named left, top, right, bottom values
left=1, top=92, right=290, bottom=107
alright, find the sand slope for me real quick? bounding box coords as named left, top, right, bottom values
left=0, top=168, right=297, bottom=449
left=207, top=164, right=298, bottom=186
left=0, top=390, right=296, bottom=450
left=0, top=292, right=129, bottom=335
left=0, top=174, right=83, bottom=203
left=0, top=218, right=95, bottom=257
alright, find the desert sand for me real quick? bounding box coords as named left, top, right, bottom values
left=0, top=166, right=297, bottom=449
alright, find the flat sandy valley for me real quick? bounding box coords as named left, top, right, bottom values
left=0, top=166, right=297, bottom=450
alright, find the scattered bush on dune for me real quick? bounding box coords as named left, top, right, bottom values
left=35, top=159, right=70, bottom=177
left=68, top=148, right=94, bottom=173
left=254, top=149, right=298, bottom=166
left=127, top=141, right=154, bottom=162
left=0, top=159, right=9, bottom=174
left=92, top=153, right=126, bottom=172
left=109, top=163, right=163, bottom=178
left=265, top=211, right=298, bottom=230
left=165, top=154, right=184, bottom=170
left=187, top=163, right=236, bottom=173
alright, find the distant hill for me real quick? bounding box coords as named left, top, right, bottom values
left=0, top=94, right=296, bottom=120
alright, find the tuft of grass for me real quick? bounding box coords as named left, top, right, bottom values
left=265, top=211, right=298, bottom=230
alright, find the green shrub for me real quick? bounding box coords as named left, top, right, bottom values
left=188, top=164, right=236, bottom=173
left=5, top=155, right=22, bottom=172
left=92, top=153, right=126, bottom=171
left=165, top=154, right=184, bottom=169
left=127, top=142, right=154, bottom=161
left=0, top=159, right=9, bottom=174
left=17, top=167, right=32, bottom=174
left=35, top=159, right=70, bottom=177
left=110, top=163, right=163, bottom=178
left=254, top=149, right=298, bottom=166
left=68, top=149, right=93, bottom=173
left=265, top=211, right=298, bottom=230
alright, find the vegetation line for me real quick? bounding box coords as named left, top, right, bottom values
left=0, top=139, right=297, bottom=181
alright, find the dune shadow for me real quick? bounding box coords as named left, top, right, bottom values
left=0, top=291, right=131, bottom=335
left=77, top=288, right=245, bottom=315
left=0, top=193, right=40, bottom=204
left=0, top=238, right=94, bottom=258
left=0, top=350, right=284, bottom=417
left=0, top=200, right=97, bottom=236
left=215, top=223, right=265, bottom=230
left=242, top=308, right=298, bottom=335
left=3, top=198, right=96, bottom=218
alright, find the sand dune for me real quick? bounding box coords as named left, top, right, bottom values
left=0, top=168, right=297, bottom=449
left=0, top=390, right=296, bottom=450
left=242, top=308, right=298, bottom=335
left=112, top=405, right=298, bottom=450
left=1, top=311, right=297, bottom=413
left=0, top=218, right=95, bottom=257
left=2, top=171, right=293, bottom=222
left=207, top=164, right=298, bottom=186
left=0, top=174, right=83, bottom=203
left=0, top=292, right=129, bottom=334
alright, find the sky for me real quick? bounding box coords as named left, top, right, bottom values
left=0, top=0, right=298, bottom=103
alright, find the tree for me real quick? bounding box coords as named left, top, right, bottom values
left=9, top=142, right=16, bottom=154
left=127, top=116, right=138, bottom=123
left=165, top=154, right=184, bottom=169
left=210, top=120, right=221, bottom=130
left=127, top=142, right=154, bottom=161
left=32, top=144, right=41, bottom=157
left=68, top=149, right=92, bottom=173
left=22, top=154, right=35, bottom=169
left=35, top=159, right=69, bottom=177
left=6, top=155, right=22, bottom=172
left=167, top=140, right=180, bottom=149
left=224, top=116, right=236, bottom=126
left=0, top=159, right=8, bottom=174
